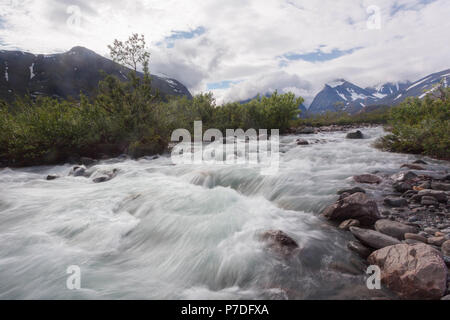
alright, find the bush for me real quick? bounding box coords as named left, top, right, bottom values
left=375, top=90, right=450, bottom=159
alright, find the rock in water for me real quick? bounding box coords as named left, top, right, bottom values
left=368, top=243, right=448, bottom=300
left=260, top=230, right=299, bottom=257
left=401, top=164, right=425, bottom=170
left=442, top=240, right=450, bottom=256
left=353, top=174, right=382, bottom=184
left=383, top=197, right=408, bottom=208
left=69, top=165, right=87, bottom=177
left=339, top=219, right=360, bottom=231
left=337, top=187, right=366, bottom=195
left=350, top=227, right=401, bottom=249
left=298, top=127, right=315, bottom=134
left=322, top=192, right=381, bottom=226
left=347, top=241, right=372, bottom=258
left=346, top=130, right=363, bottom=139
left=375, top=220, right=418, bottom=240
left=296, top=139, right=309, bottom=145
left=417, top=190, right=447, bottom=203
left=46, top=174, right=60, bottom=181
left=92, top=169, right=119, bottom=184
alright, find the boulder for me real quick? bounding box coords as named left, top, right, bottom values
left=296, top=139, right=309, bottom=146
left=353, top=174, right=382, bottom=184
left=384, top=197, right=408, bottom=208
left=92, top=169, right=119, bottom=184
left=260, top=230, right=299, bottom=257
left=418, top=190, right=447, bottom=203
left=442, top=240, right=450, bottom=256
left=298, top=127, right=315, bottom=134
left=413, top=160, right=428, bottom=165
left=405, top=233, right=428, bottom=243
left=391, top=171, right=418, bottom=182
left=401, top=164, right=425, bottom=170
left=346, top=130, right=364, bottom=139
left=421, top=196, right=439, bottom=206
left=322, top=192, right=381, bottom=226
left=350, top=227, right=401, bottom=249
left=393, top=181, right=413, bottom=193
left=339, top=219, right=360, bottom=231
left=428, top=237, right=446, bottom=247
left=347, top=241, right=372, bottom=259
left=69, top=165, right=87, bottom=177
left=431, top=182, right=450, bottom=192
left=375, top=220, right=419, bottom=240
left=337, top=187, right=366, bottom=195
left=368, top=243, right=448, bottom=300
left=46, top=174, right=60, bottom=181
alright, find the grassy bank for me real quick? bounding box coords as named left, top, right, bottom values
left=0, top=72, right=302, bottom=167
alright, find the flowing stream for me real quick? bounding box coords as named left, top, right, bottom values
left=0, top=127, right=443, bottom=300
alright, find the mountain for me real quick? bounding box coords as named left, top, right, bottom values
left=308, top=69, right=449, bottom=115
left=0, top=46, right=192, bottom=102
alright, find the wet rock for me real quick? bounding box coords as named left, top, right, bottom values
left=384, top=197, right=408, bottom=208
left=349, top=227, right=401, bottom=249
left=346, top=130, right=364, bottom=139
left=69, top=165, right=87, bottom=177
left=418, top=190, right=447, bottom=203
left=337, top=187, right=366, bottom=195
left=421, top=196, right=439, bottom=206
left=339, top=219, right=360, bottom=231
left=424, top=227, right=440, bottom=235
left=442, top=240, right=450, bottom=256
left=402, top=190, right=418, bottom=198
left=347, top=241, right=372, bottom=259
left=413, top=160, right=428, bottom=165
left=298, top=127, right=315, bottom=134
left=442, top=295, right=450, bottom=300
left=322, top=192, right=381, bottom=226
left=391, top=171, right=418, bottom=182
left=368, top=243, right=448, bottom=300
left=401, top=164, right=425, bottom=170
left=353, top=174, right=382, bottom=185
left=80, top=157, right=96, bottom=166
left=46, top=174, right=60, bottom=181
left=405, top=233, right=428, bottom=243
left=431, top=182, right=450, bottom=192
left=92, top=169, right=119, bottom=184
left=393, top=182, right=413, bottom=193
left=428, top=236, right=446, bottom=247
left=375, top=220, right=419, bottom=240
left=260, top=230, right=299, bottom=257
left=296, top=139, right=309, bottom=145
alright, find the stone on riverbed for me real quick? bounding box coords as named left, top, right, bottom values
left=322, top=192, right=381, bottom=226
left=401, top=163, right=425, bottom=170
left=347, top=241, right=372, bottom=258
left=337, top=187, right=366, bottom=195
left=375, top=220, right=419, bottom=240
left=391, top=171, right=418, bottom=182
left=431, top=182, right=450, bottom=192
left=350, top=227, right=401, bottom=249
left=46, top=174, right=60, bottom=181
left=393, top=181, right=413, bottom=193
left=260, top=230, right=299, bottom=257
left=339, top=219, right=360, bottom=230
left=428, top=236, right=446, bottom=247
left=353, top=174, right=382, bottom=184
left=368, top=243, right=448, bottom=300
left=346, top=130, right=364, bottom=139
left=442, top=240, right=450, bottom=256
left=418, top=190, right=448, bottom=203
left=384, top=197, right=408, bottom=208
left=404, top=233, right=428, bottom=243
left=296, top=139, right=309, bottom=145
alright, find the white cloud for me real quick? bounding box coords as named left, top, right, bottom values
left=0, top=0, right=449, bottom=105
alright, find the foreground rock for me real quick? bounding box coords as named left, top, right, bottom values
left=346, top=130, right=364, bottom=139
left=375, top=220, right=419, bottom=240
left=368, top=243, right=448, bottom=300
left=322, top=192, right=381, bottom=226
left=384, top=197, right=408, bottom=208
left=350, top=227, right=401, bottom=249
left=354, top=174, right=382, bottom=184
left=260, top=230, right=299, bottom=257
left=339, top=219, right=360, bottom=231
left=442, top=240, right=450, bottom=256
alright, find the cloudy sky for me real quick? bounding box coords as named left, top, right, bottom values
left=0, top=0, right=449, bottom=105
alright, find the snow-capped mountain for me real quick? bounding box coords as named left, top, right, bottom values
left=308, top=79, right=376, bottom=114
left=308, top=69, right=449, bottom=115
left=0, top=46, right=192, bottom=102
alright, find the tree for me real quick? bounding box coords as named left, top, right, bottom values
left=108, top=33, right=150, bottom=73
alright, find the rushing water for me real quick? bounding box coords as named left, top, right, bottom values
left=0, top=127, right=443, bottom=300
